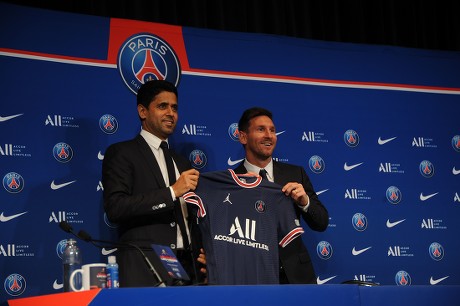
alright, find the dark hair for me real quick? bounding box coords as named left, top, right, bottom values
left=136, top=80, right=178, bottom=108
left=238, top=107, right=273, bottom=132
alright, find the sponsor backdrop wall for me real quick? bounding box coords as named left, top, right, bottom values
left=1, top=2, right=460, bottom=303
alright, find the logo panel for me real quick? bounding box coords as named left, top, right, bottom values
left=118, top=33, right=181, bottom=94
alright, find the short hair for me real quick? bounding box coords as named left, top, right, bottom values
left=136, top=80, right=178, bottom=108
left=238, top=107, right=273, bottom=132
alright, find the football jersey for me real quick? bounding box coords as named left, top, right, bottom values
left=183, top=169, right=304, bottom=285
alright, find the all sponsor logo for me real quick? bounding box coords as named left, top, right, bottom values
left=379, top=162, right=404, bottom=174
left=412, top=137, right=437, bottom=148
left=45, top=114, right=79, bottom=128
left=49, top=211, right=83, bottom=225
left=388, top=246, right=414, bottom=257
left=182, top=124, right=211, bottom=136
left=302, top=131, right=328, bottom=143
left=344, top=188, right=371, bottom=200
left=0, top=143, right=31, bottom=158
left=0, top=244, right=34, bottom=257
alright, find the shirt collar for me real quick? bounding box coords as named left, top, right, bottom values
left=243, top=159, right=274, bottom=181
left=140, top=129, right=166, bottom=150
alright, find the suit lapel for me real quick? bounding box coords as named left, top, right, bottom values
left=135, top=135, right=167, bottom=188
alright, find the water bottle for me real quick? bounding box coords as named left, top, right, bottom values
left=62, top=238, right=82, bottom=292
left=106, top=255, right=119, bottom=289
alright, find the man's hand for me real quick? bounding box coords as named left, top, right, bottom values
left=172, top=169, right=199, bottom=197
left=282, top=182, right=309, bottom=206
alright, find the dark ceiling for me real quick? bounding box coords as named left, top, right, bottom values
left=3, top=0, right=460, bottom=52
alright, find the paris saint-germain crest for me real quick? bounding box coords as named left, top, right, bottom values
left=118, top=33, right=181, bottom=94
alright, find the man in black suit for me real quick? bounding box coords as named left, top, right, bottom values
left=102, top=80, right=205, bottom=287
left=234, top=107, right=329, bottom=284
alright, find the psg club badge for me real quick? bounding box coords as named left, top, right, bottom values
left=118, top=33, right=181, bottom=95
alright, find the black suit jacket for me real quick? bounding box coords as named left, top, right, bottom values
left=234, top=161, right=328, bottom=284
left=102, top=135, right=202, bottom=287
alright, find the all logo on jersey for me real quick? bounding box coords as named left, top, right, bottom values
left=213, top=217, right=269, bottom=251
left=53, top=142, right=73, bottom=163
left=2, top=172, right=24, bottom=193
left=118, top=33, right=181, bottom=94
left=99, top=114, right=118, bottom=134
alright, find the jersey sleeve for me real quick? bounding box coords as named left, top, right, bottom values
left=278, top=196, right=304, bottom=248
left=183, top=191, right=206, bottom=218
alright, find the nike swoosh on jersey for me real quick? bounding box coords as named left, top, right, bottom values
left=50, top=180, right=76, bottom=190
left=316, top=275, right=337, bottom=285
left=275, top=130, right=286, bottom=136
left=386, top=219, right=406, bottom=228
left=98, top=151, right=104, bottom=160
left=227, top=157, right=244, bottom=166
left=0, top=114, right=23, bottom=122
left=352, top=246, right=372, bottom=256
left=53, top=280, right=64, bottom=290
left=420, top=192, right=439, bottom=201
left=0, top=211, right=28, bottom=222
left=378, top=136, right=397, bottom=145
left=453, top=167, right=460, bottom=175
left=344, top=162, right=364, bottom=171
left=430, top=276, right=449, bottom=285
left=316, top=189, right=329, bottom=196
left=102, top=248, right=117, bottom=255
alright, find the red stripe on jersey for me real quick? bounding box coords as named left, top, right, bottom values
left=279, top=227, right=304, bottom=248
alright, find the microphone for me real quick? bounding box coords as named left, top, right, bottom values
left=76, top=229, right=166, bottom=287
left=59, top=221, right=82, bottom=240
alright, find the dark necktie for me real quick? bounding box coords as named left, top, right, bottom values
left=259, top=169, right=268, bottom=180
left=160, top=141, right=190, bottom=249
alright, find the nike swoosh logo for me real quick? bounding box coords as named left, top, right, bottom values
left=316, top=275, right=337, bottom=285
left=352, top=246, right=372, bottom=256
left=102, top=248, right=117, bottom=255
left=420, top=192, right=439, bottom=201
left=378, top=136, right=397, bottom=145
left=386, top=219, right=406, bottom=228
left=275, top=130, right=286, bottom=136
left=0, top=211, right=28, bottom=222
left=453, top=167, right=460, bottom=175
left=53, top=280, right=63, bottom=290
left=430, top=276, right=449, bottom=285
left=98, top=151, right=104, bottom=160
left=0, top=114, right=23, bottom=122
left=316, top=189, right=329, bottom=196
left=50, top=180, right=76, bottom=190
left=344, top=162, right=364, bottom=171
left=227, top=157, right=244, bottom=166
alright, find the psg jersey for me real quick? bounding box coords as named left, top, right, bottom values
left=183, top=169, right=304, bottom=285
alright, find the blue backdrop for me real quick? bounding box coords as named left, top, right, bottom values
left=1, top=3, right=459, bottom=303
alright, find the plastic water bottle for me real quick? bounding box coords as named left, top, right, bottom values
left=106, top=255, right=119, bottom=289
left=62, top=238, right=82, bottom=292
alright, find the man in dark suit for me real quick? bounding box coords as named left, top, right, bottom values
left=102, top=80, right=205, bottom=287
left=234, top=107, right=329, bottom=284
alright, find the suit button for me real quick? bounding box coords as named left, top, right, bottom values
left=170, top=222, right=176, bottom=227
left=170, top=244, right=176, bottom=249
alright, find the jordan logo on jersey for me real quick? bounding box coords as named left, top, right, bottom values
left=223, top=193, right=233, bottom=204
